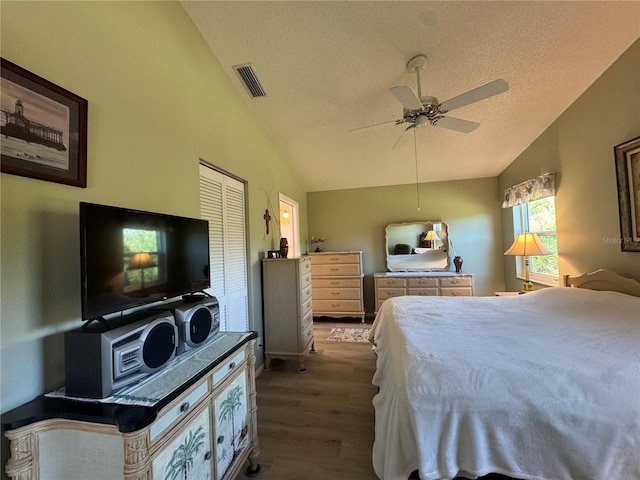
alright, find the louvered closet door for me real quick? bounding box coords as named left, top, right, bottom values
left=199, top=164, right=249, bottom=332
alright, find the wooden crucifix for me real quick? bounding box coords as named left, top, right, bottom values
left=263, top=209, right=271, bottom=235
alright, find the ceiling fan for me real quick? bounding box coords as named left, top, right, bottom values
left=350, top=54, right=509, bottom=146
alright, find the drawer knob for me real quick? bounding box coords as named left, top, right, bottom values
left=204, top=451, right=212, bottom=461
left=217, top=435, right=225, bottom=444
left=331, top=292, right=340, bottom=296
left=180, top=402, right=190, bottom=413
left=229, top=362, right=236, bottom=370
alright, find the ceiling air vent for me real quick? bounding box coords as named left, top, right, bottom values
left=233, top=63, right=267, bottom=98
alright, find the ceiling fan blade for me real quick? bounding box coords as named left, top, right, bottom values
left=349, top=119, right=401, bottom=134
left=390, top=86, right=424, bottom=110
left=439, top=79, right=508, bottom=113
left=432, top=116, right=480, bottom=133
left=392, top=125, right=414, bottom=149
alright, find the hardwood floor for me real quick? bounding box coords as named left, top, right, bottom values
left=235, top=319, right=378, bottom=480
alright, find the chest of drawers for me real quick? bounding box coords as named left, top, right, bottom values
left=3, top=334, right=260, bottom=480
left=374, top=272, right=474, bottom=312
left=309, top=251, right=365, bottom=323
left=261, top=256, right=314, bottom=373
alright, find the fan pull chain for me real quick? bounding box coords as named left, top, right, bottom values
left=414, top=128, right=421, bottom=211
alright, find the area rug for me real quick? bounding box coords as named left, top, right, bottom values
left=327, top=327, right=371, bottom=343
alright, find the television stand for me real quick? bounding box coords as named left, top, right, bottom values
left=2, top=333, right=260, bottom=480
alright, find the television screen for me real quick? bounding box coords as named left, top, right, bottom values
left=80, top=202, right=210, bottom=321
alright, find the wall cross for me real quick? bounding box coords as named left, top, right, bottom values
left=263, top=209, right=271, bottom=235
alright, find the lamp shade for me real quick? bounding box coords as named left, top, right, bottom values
left=425, top=230, right=439, bottom=241
left=504, top=233, right=552, bottom=256
left=129, top=252, right=156, bottom=270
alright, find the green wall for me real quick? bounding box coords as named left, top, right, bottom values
left=308, top=176, right=506, bottom=313
left=499, top=39, right=640, bottom=291
left=0, top=1, right=307, bottom=414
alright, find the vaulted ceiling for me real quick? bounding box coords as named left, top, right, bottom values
left=182, top=1, right=640, bottom=192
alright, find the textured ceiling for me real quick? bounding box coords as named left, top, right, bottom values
left=182, top=1, right=640, bottom=192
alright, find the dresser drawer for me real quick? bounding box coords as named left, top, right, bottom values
left=312, top=287, right=362, bottom=300
left=150, top=379, right=209, bottom=441
left=311, top=253, right=361, bottom=265
left=301, top=294, right=313, bottom=316
left=375, top=277, right=406, bottom=288
left=440, top=276, right=472, bottom=288
left=212, top=349, right=246, bottom=386
left=301, top=320, right=314, bottom=350
left=313, top=299, right=362, bottom=313
left=312, top=278, right=361, bottom=289
left=302, top=308, right=313, bottom=331
left=440, top=287, right=473, bottom=297
left=407, top=277, right=438, bottom=288
left=300, top=271, right=312, bottom=290
left=301, top=284, right=312, bottom=304
left=312, top=263, right=361, bottom=277
left=300, top=256, right=312, bottom=271
left=376, top=288, right=406, bottom=301
left=407, top=288, right=439, bottom=296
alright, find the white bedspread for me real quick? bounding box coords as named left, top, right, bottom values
left=369, top=288, right=640, bottom=480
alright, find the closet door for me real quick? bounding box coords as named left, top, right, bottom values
left=199, top=164, right=249, bottom=331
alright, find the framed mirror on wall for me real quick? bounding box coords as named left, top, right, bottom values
left=386, top=222, right=450, bottom=271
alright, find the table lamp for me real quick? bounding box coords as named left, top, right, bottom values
left=504, top=232, right=551, bottom=292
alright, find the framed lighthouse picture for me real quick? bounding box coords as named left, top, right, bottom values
left=1, top=58, right=87, bottom=187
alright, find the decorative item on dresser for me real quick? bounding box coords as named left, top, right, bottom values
left=309, top=251, right=365, bottom=323
left=279, top=237, right=289, bottom=258
left=374, top=272, right=474, bottom=313
left=2, top=333, right=260, bottom=480
left=261, top=256, right=314, bottom=373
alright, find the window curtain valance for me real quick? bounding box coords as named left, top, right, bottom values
left=502, top=173, right=555, bottom=208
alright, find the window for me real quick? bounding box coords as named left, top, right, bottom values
left=512, top=196, right=559, bottom=285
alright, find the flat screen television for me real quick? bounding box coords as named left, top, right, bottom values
left=80, top=202, right=210, bottom=321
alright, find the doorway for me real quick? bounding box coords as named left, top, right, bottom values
left=279, top=193, right=300, bottom=257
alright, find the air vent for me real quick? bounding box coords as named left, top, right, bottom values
left=233, top=63, right=267, bottom=98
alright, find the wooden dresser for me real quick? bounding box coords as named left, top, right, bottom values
left=261, top=256, right=314, bottom=373
left=374, top=272, right=474, bottom=313
left=2, top=333, right=259, bottom=480
left=309, top=251, right=365, bottom=323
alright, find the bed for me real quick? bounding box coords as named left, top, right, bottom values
left=369, top=269, right=640, bottom=480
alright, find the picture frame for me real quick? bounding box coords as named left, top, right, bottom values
left=1, top=58, right=87, bottom=187
left=614, top=136, right=640, bottom=252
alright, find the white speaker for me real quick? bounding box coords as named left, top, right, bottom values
left=155, top=296, right=220, bottom=355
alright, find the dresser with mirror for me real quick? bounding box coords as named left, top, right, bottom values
left=374, top=221, right=474, bottom=313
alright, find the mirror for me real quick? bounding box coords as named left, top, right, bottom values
left=386, top=222, right=450, bottom=271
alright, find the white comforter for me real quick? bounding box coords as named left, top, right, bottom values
left=369, top=288, right=640, bottom=480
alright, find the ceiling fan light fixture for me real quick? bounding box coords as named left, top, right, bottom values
left=414, top=115, right=429, bottom=129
